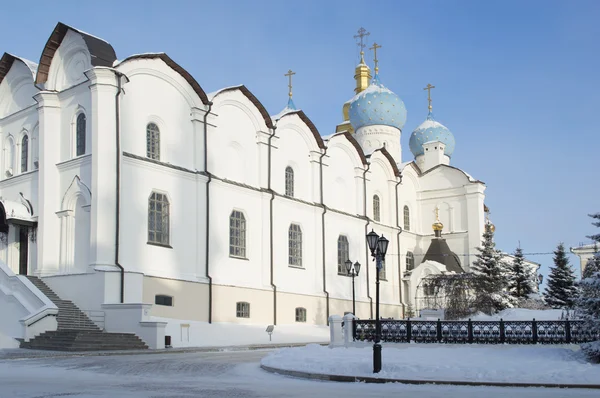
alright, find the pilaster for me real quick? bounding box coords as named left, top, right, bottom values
left=34, top=91, right=61, bottom=275
left=85, top=68, right=121, bottom=269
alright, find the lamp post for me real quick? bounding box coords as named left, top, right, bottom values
left=345, top=259, right=361, bottom=316
left=366, top=229, right=389, bottom=374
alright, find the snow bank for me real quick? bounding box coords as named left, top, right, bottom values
left=262, top=343, right=600, bottom=384
left=153, top=317, right=329, bottom=348
left=0, top=331, right=18, bottom=349
left=467, top=308, right=564, bottom=321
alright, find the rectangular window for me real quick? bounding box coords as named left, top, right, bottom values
left=236, top=302, right=250, bottom=318
left=155, top=295, right=173, bottom=306
left=295, top=307, right=307, bottom=322
left=288, top=224, right=302, bottom=267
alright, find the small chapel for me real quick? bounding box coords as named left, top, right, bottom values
left=0, top=23, right=523, bottom=349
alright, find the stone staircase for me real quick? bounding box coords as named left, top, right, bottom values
left=21, top=276, right=148, bottom=351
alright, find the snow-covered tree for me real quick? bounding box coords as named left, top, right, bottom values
left=544, top=243, right=578, bottom=309
left=404, top=303, right=415, bottom=319
left=577, top=213, right=600, bottom=362
left=508, top=246, right=536, bottom=301
left=471, top=225, right=513, bottom=314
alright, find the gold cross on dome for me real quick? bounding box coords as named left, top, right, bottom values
left=424, top=83, right=435, bottom=111
left=370, top=42, right=382, bottom=73
left=284, top=69, right=296, bottom=99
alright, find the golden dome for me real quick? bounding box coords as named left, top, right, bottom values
left=432, top=220, right=444, bottom=231
left=487, top=222, right=495, bottom=233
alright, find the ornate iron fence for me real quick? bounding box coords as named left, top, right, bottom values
left=353, top=319, right=598, bottom=344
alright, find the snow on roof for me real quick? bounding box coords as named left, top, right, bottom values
left=415, top=119, right=446, bottom=131
left=398, top=161, right=413, bottom=172
left=348, top=80, right=395, bottom=103
left=113, top=52, right=167, bottom=67
left=207, top=84, right=245, bottom=101
left=8, top=53, right=38, bottom=77
left=271, top=106, right=297, bottom=122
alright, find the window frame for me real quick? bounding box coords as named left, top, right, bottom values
left=76, top=113, right=86, bottom=157
left=155, top=295, right=173, bottom=306
left=285, top=166, right=294, bottom=197
left=373, top=195, right=381, bottom=222
left=146, top=122, right=161, bottom=160
left=236, top=301, right=250, bottom=318
left=403, top=205, right=410, bottom=231
left=337, top=235, right=350, bottom=275
left=147, top=191, right=170, bottom=247
left=20, top=135, right=28, bottom=173
left=406, top=251, right=415, bottom=271
left=288, top=223, right=303, bottom=267
left=229, top=210, right=247, bottom=259
left=295, top=307, right=307, bottom=322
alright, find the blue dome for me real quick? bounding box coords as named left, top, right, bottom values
left=409, top=111, right=455, bottom=158
left=348, top=75, right=407, bottom=131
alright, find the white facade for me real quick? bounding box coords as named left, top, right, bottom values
left=0, top=23, right=494, bottom=347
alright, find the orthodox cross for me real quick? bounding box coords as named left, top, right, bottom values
left=354, top=27, right=370, bottom=59
left=370, top=42, right=382, bottom=74
left=434, top=206, right=440, bottom=221
left=284, top=69, right=296, bottom=99
left=424, top=83, right=435, bottom=111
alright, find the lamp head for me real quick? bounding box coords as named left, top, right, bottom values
left=377, top=235, right=389, bottom=258
left=345, top=259, right=353, bottom=273
left=366, top=229, right=379, bottom=256
left=354, top=261, right=361, bottom=276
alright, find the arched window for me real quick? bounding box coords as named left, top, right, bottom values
left=148, top=192, right=170, bottom=245
left=20, top=135, right=28, bottom=173
left=295, top=307, right=307, bottom=322
left=229, top=210, right=246, bottom=258
left=403, top=205, right=410, bottom=231
left=146, top=123, right=160, bottom=160
left=76, top=113, right=86, bottom=156
left=236, top=302, right=250, bottom=318
left=406, top=251, right=415, bottom=271
left=373, top=195, right=381, bottom=222
left=337, top=235, right=349, bottom=274
left=285, top=166, right=294, bottom=197
left=288, top=223, right=302, bottom=267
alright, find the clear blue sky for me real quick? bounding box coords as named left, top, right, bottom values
left=2, top=0, right=599, bottom=281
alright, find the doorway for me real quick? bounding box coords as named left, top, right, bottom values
left=18, top=226, right=28, bottom=275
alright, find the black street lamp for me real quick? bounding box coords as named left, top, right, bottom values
left=345, top=259, right=361, bottom=316
left=366, top=229, right=389, bottom=374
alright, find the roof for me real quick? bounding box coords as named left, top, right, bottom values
left=117, top=53, right=209, bottom=105
left=0, top=53, right=37, bottom=85
left=36, top=22, right=117, bottom=85
left=276, top=110, right=325, bottom=149
left=372, top=146, right=401, bottom=177
left=330, top=131, right=367, bottom=165
left=211, top=85, right=273, bottom=129
left=421, top=238, right=464, bottom=274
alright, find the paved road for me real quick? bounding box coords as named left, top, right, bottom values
left=0, top=349, right=598, bottom=398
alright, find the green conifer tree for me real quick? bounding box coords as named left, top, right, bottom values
left=544, top=243, right=578, bottom=308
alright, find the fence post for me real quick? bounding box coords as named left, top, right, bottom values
left=500, top=318, right=505, bottom=344
left=343, top=313, right=357, bottom=347
left=437, top=318, right=442, bottom=342
left=468, top=318, right=473, bottom=344
left=328, top=315, right=343, bottom=348
left=407, top=318, right=412, bottom=343
left=565, top=318, right=571, bottom=344
left=532, top=318, right=538, bottom=344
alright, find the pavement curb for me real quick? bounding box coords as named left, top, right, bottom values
left=0, top=342, right=328, bottom=360
left=260, top=364, right=600, bottom=389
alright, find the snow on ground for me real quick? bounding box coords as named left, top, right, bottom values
left=0, top=331, right=18, bottom=349
left=262, top=343, right=600, bottom=385
left=1, top=349, right=599, bottom=398
left=154, top=317, right=330, bottom=347
left=466, top=308, right=565, bottom=321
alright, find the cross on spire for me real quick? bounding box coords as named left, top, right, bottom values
left=424, top=83, right=436, bottom=111
left=370, top=42, right=382, bottom=74
left=354, top=27, right=370, bottom=62
left=285, top=69, right=296, bottom=99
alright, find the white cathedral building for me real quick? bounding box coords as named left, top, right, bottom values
left=0, top=23, right=513, bottom=348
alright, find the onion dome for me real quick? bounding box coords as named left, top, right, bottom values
left=433, top=219, right=444, bottom=232
left=409, top=111, right=455, bottom=158
left=347, top=75, right=407, bottom=132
